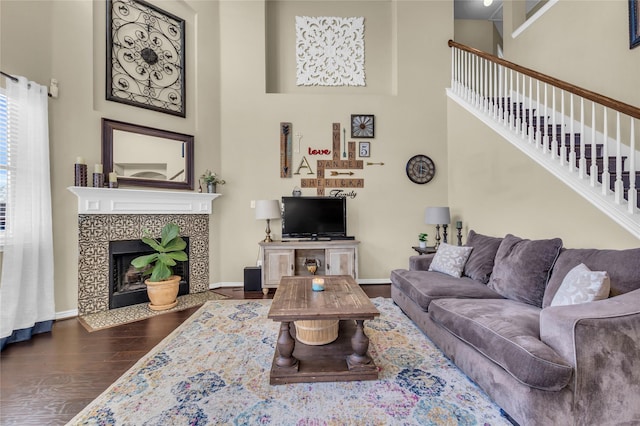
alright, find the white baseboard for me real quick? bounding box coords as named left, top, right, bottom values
left=56, top=309, right=78, bottom=320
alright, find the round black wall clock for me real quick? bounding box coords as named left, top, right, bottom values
left=406, top=154, right=436, bottom=184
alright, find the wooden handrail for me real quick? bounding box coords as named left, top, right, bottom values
left=448, top=40, right=640, bottom=120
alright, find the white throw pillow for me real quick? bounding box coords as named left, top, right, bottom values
left=428, top=243, right=473, bottom=278
left=550, top=263, right=610, bottom=307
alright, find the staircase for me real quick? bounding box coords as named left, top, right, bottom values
left=447, top=40, right=640, bottom=238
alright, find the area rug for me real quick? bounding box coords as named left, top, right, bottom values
left=77, top=291, right=228, bottom=332
left=68, top=298, right=512, bottom=425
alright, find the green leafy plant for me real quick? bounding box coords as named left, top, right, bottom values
left=200, top=169, right=226, bottom=185
left=131, top=223, right=188, bottom=282
left=418, top=233, right=428, bottom=242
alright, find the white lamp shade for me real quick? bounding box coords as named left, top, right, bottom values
left=255, top=199, right=281, bottom=220
left=424, top=207, right=451, bottom=225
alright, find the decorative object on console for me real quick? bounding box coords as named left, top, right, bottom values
left=280, top=122, right=292, bottom=178
left=74, top=157, right=88, bottom=187
left=305, top=258, right=320, bottom=275
left=200, top=169, right=225, bottom=193
left=418, top=233, right=428, bottom=249
left=406, top=154, right=436, bottom=184
left=130, top=222, right=188, bottom=311
left=425, top=206, right=450, bottom=249
left=359, top=141, right=370, bottom=157
left=456, top=221, right=463, bottom=246
left=630, top=0, right=639, bottom=49
left=255, top=199, right=281, bottom=243
left=351, top=114, right=374, bottom=138
left=106, top=0, right=185, bottom=116
left=295, top=16, right=365, bottom=86
left=292, top=186, right=302, bottom=196
left=108, top=172, right=118, bottom=188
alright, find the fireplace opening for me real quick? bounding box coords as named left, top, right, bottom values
left=109, top=238, right=190, bottom=309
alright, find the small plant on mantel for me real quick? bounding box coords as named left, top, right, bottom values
left=131, top=222, right=188, bottom=311
left=418, top=233, right=428, bottom=248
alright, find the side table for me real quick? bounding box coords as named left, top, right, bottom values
left=411, top=246, right=437, bottom=255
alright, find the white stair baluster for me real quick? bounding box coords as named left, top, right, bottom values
left=614, top=112, right=624, bottom=204
left=590, top=103, right=598, bottom=187
left=578, top=99, right=586, bottom=178
left=543, top=84, right=549, bottom=154
left=568, top=94, right=576, bottom=172
left=551, top=88, right=558, bottom=160
left=628, top=118, right=637, bottom=213
left=602, top=108, right=610, bottom=196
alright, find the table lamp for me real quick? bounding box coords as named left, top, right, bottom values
left=255, top=199, right=281, bottom=242
left=424, top=207, right=451, bottom=249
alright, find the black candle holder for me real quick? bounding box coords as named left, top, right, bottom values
left=456, top=222, right=463, bottom=246
left=74, top=163, right=87, bottom=187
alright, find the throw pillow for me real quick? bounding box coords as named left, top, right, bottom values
left=488, top=234, right=563, bottom=307
left=550, top=263, right=610, bottom=307
left=428, top=243, right=474, bottom=278
left=463, top=230, right=503, bottom=284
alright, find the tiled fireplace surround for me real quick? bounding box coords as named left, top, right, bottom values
left=69, top=187, right=219, bottom=315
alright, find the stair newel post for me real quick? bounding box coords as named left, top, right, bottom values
left=568, top=94, right=576, bottom=172
left=590, top=103, right=598, bottom=187
left=602, top=107, right=610, bottom=196
left=615, top=112, right=625, bottom=204
left=628, top=118, right=637, bottom=213
left=551, top=88, right=558, bottom=160
left=579, top=99, right=587, bottom=179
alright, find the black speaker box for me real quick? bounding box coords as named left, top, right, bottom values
left=243, top=267, right=262, bottom=292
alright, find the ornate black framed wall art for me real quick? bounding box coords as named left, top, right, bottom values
left=106, top=0, right=186, bottom=116
left=630, top=0, right=640, bottom=49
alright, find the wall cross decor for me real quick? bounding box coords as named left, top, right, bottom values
left=300, top=123, right=364, bottom=195
left=107, top=0, right=186, bottom=117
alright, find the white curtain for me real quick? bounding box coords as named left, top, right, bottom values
left=0, top=76, right=54, bottom=350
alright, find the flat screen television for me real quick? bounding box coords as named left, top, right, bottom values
left=281, top=196, right=348, bottom=239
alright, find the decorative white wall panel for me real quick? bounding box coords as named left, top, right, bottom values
left=295, top=16, right=365, bottom=87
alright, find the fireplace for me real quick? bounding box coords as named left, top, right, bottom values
left=109, top=238, right=190, bottom=309
left=69, top=187, right=220, bottom=316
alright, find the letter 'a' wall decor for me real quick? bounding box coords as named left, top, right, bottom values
left=107, top=0, right=186, bottom=117
left=295, top=16, right=365, bottom=87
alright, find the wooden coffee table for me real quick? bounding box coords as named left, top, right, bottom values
left=267, top=275, right=380, bottom=385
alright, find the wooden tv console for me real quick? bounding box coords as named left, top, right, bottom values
left=258, top=240, right=359, bottom=295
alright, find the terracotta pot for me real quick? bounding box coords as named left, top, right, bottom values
left=145, top=275, right=180, bottom=311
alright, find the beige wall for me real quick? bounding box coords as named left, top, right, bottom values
left=447, top=98, right=639, bottom=249
left=454, top=19, right=500, bottom=55
left=503, top=0, right=639, bottom=108
left=1, top=0, right=454, bottom=313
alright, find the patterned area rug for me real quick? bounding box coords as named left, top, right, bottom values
left=77, top=291, right=228, bottom=332
left=68, top=298, right=512, bottom=425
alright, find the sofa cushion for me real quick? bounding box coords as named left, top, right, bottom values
left=428, top=243, right=473, bottom=278
left=390, top=269, right=504, bottom=311
left=429, top=298, right=573, bottom=391
left=488, top=234, right=563, bottom=307
left=550, top=263, right=610, bottom=307
left=463, top=230, right=503, bottom=284
left=543, top=247, right=640, bottom=308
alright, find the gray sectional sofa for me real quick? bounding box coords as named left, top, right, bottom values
left=390, top=231, right=640, bottom=426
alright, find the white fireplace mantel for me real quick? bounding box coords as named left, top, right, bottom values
left=68, top=186, right=221, bottom=214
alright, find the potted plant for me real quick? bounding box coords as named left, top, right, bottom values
left=131, top=223, right=188, bottom=311
left=200, top=169, right=226, bottom=193
left=418, top=233, right=428, bottom=249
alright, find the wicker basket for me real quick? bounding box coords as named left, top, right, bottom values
left=294, top=319, right=339, bottom=345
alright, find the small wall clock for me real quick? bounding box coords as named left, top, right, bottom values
left=351, top=114, right=375, bottom=138
left=406, top=154, right=436, bottom=184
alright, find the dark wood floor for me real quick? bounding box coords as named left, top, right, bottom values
left=0, top=284, right=391, bottom=426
